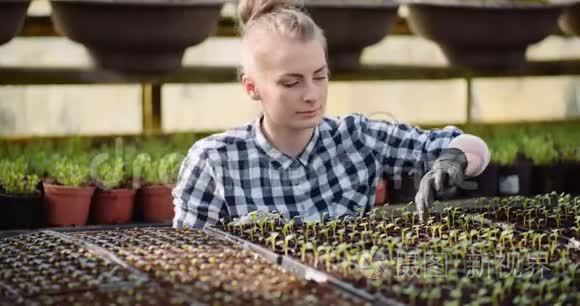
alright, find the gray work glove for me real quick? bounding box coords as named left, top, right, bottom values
left=414, top=148, right=468, bottom=223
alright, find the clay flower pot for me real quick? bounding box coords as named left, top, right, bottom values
left=49, top=0, right=225, bottom=75
left=404, top=0, right=574, bottom=70
left=305, top=0, right=399, bottom=71
left=43, top=182, right=95, bottom=226
left=0, top=190, right=43, bottom=230
left=91, top=188, right=136, bottom=224
left=0, top=0, right=30, bottom=46
left=138, top=184, right=174, bottom=223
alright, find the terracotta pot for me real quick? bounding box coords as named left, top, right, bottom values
left=50, top=0, right=225, bottom=75
left=406, top=0, right=571, bottom=70
left=0, top=191, right=43, bottom=230
left=91, top=188, right=136, bottom=224
left=139, top=184, right=174, bottom=223
left=0, top=0, right=30, bottom=46
left=43, top=182, right=94, bottom=226
left=305, top=0, right=399, bottom=71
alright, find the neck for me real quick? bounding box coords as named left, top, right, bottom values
left=261, top=117, right=314, bottom=158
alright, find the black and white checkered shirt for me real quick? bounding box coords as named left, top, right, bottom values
left=172, top=114, right=462, bottom=228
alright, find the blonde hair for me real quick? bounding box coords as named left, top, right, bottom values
left=237, top=0, right=327, bottom=75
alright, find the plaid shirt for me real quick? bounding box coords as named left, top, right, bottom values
left=172, top=114, right=462, bottom=228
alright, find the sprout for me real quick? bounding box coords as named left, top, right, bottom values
left=283, top=234, right=295, bottom=255
left=339, top=259, right=351, bottom=277
left=402, top=285, right=420, bottom=306
left=337, top=229, right=346, bottom=243
left=266, top=232, right=279, bottom=251
left=300, top=242, right=314, bottom=262
left=326, top=219, right=339, bottom=237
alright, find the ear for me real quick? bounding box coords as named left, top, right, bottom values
left=241, top=74, right=261, bottom=101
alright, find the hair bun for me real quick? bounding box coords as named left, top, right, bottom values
left=238, top=0, right=301, bottom=29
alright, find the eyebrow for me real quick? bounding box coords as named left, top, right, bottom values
left=280, top=65, right=327, bottom=78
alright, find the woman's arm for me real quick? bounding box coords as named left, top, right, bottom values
left=172, top=148, right=228, bottom=228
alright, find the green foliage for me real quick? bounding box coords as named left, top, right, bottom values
left=51, top=157, right=90, bottom=187
left=131, top=152, right=184, bottom=186
left=159, top=152, right=185, bottom=185
left=551, top=125, right=580, bottom=161
left=92, top=154, right=126, bottom=190
left=521, top=135, right=558, bottom=166
left=488, top=138, right=519, bottom=166
left=0, top=158, right=40, bottom=195
left=132, top=153, right=157, bottom=186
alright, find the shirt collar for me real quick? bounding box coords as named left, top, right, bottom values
left=254, top=114, right=320, bottom=170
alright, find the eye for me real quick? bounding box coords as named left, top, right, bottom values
left=281, top=81, right=298, bottom=88
left=314, top=76, right=327, bottom=81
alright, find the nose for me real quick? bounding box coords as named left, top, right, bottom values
left=303, top=80, right=319, bottom=104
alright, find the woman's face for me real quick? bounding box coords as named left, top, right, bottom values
left=243, top=35, right=328, bottom=131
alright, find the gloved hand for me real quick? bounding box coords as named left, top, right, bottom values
left=414, top=148, right=467, bottom=222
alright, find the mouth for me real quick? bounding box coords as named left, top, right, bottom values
left=297, top=107, right=320, bottom=118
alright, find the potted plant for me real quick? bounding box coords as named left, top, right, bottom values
left=0, top=158, right=42, bottom=229
left=49, top=0, right=226, bottom=75
left=43, top=156, right=94, bottom=226
left=552, top=125, right=580, bottom=195
left=521, top=134, right=564, bottom=194
left=562, top=145, right=580, bottom=194
left=404, top=0, right=574, bottom=70
left=303, top=0, right=400, bottom=71
left=133, top=152, right=183, bottom=223
left=90, top=154, right=135, bottom=224
left=484, top=127, right=532, bottom=196
left=0, top=0, right=30, bottom=46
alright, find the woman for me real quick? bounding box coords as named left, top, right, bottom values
left=172, top=0, right=489, bottom=228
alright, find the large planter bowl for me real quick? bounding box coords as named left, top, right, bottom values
left=560, top=4, right=580, bottom=35
left=0, top=0, right=30, bottom=46
left=304, top=0, right=399, bottom=71
left=50, top=0, right=225, bottom=75
left=404, top=0, right=574, bottom=70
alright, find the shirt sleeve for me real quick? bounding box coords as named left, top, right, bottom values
left=358, top=115, right=463, bottom=181
left=172, top=147, right=228, bottom=228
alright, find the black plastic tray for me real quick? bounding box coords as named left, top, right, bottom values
left=0, top=222, right=171, bottom=239
left=204, top=226, right=406, bottom=306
